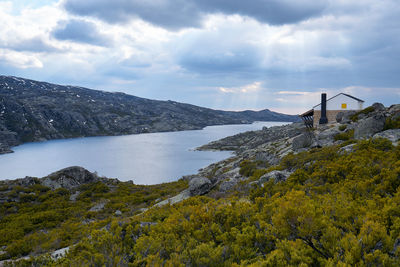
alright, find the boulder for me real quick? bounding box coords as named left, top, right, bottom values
left=292, top=133, right=312, bottom=150
left=69, top=191, right=80, bottom=201
left=189, top=177, right=212, bottom=196
left=115, top=210, right=122, bottom=216
left=16, top=176, right=39, bottom=187
left=51, top=247, right=70, bottom=260
left=258, top=170, right=291, bottom=185
left=219, top=179, right=238, bottom=192
left=89, top=202, right=106, bottom=212
left=336, top=111, right=357, bottom=124
left=354, top=113, right=386, bottom=139
left=372, top=102, right=386, bottom=112
left=316, top=127, right=341, bottom=147
left=339, top=143, right=356, bottom=154
left=154, top=189, right=191, bottom=207
left=388, top=104, right=400, bottom=116
left=336, top=112, right=345, bottom=123
left=373, top=129, right=400, bottom=145
left=255, top=152, right=279, bottom=165
left=219, top=167, right=243, bottom=180
left=41, top=166, right=99, bottom=190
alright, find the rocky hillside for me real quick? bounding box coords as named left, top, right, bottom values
left=0, top=76, right=298, bottom=154
left=1, top=103, right=400, bottom=265
left=194, top=102, right=400, bottom=193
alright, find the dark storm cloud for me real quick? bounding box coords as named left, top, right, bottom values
left=51, top=19, right=111, bottom=46
left=63, top=0, right=327, bottom=29
left=197, top=0, right=327, bottom=25
left=63, top=0, right=202, bottom=30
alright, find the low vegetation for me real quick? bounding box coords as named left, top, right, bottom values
left=334, top=129, right=355, bottom=141
left=338, top=124, right=347, bottom=131
left=0, top=180, right=188, bottom=261
left=384, top=116, right=400, bottom=130
left=2, top=138, right=399, bottom=266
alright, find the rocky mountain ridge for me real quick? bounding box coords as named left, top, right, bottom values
left=0, top=75, right=298, bottom=154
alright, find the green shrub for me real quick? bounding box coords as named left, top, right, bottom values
left=30, top=184, right=50, bottom=193
left=20, top=193, right=37, bottom=203
left=350, top=106, right=375, bottom=122
left=239, top=160, right=258, bottom=177
left=384, top=116, right=400, bottom=130
left=0, top=185, right=9, bottom=191
left=357, top=137, right=394, bottom=151
left=338, top=125, right=347, bottom=131
left=334, top=129, right=354, bottom=141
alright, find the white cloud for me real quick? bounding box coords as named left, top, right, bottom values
left=0, top=49, right=43, bottom=68
left=218, top=81, right=262, bottom=94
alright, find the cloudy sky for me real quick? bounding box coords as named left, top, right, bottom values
left=0, top=0, right=399, bottom=114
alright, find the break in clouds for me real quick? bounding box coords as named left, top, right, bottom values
left=0, top=0, right=399, bottom=113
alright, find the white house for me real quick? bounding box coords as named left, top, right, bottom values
left=300, top=93, right=364, bottom=128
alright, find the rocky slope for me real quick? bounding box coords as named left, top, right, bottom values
left=192, top=103, right=400, bottom=194
left=0, top=76, right=298, bottom=154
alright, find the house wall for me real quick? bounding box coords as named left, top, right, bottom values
left=314, top=94, right=363, bottom=111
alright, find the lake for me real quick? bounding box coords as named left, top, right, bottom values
left=0, top=121, right=288, bottom=184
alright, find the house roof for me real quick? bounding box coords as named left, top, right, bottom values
left=300, top=109, right=314, bottom=117
left=313, top=93, right=364, bottom=108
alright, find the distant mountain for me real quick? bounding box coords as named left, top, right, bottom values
left=0, top=76, right=299, bottom=153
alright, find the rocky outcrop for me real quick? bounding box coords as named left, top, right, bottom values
left=154, top=189, right=191, bottom=207
left=339, top=143, right=356, bottom=154
left=195, top=102, right=400, bottom=198
left=198, top=122, right=305, bottom=152
left=258, top=170, right=292, bottom=185
left=336, top=110, right=356, bottom=123
left=189, top=177, right=212, bottom=196
left=373, top=129, right=400, bottom=145
left=0, top=167, right=117, bottom=204
left=292, top=133, right=312, bottom=150
left=354, top=113, right=386, bottom=139
left=0, top=75, right=298, bottom=154
left=42, top=166, right=99, bottom=190
left=89, top=201, right=107, bottom=212
left=219, top=179, right=238, bottom=192
left=316, top=126, right=341, bottom=147
left=145, top=175, right=214, bottom=208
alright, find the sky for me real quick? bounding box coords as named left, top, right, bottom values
left=0, top=0, right=399, bottom=114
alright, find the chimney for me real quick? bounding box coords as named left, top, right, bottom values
left=319, top=93, right=328, bottom=124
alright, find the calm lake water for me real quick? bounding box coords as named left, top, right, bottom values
left=0, top=121, right=288, bottom=184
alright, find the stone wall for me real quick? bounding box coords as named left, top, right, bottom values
left=313, top=110, right=344, bottom=127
